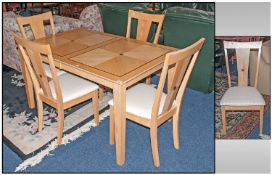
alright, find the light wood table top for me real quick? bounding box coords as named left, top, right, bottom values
left=36, top=28, right=176, bottom=85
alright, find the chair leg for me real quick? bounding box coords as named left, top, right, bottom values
left=57, top=105, right=64, bottom=145
left=146, top=76, right=151, bottom=84
left=37, top=96, right=43, bottom=132
left=20, top=56, right=35, bottom=109
left=93, top=90, right=99, bottom=126
left=172, top=113, right=180, bottom=149
left=109, top=105, right=115, bottom=145
left=259, top=106, right=264, bottom=135
left=221, top=106, right=227, bottom=135
left=150, top=126, right=160, bottom=167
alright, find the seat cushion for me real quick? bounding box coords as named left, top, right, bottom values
left=44, top=63, right=66, bottom=78
left=108, top=83, right=170, bottom=119
left=49, top=73, right=99, bottom=102
left=220, top=86, right=265, bottom=106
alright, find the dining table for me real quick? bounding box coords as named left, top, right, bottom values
left=26, top=28, right=177, bottom=165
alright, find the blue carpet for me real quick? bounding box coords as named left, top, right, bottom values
left=3, top=144, right=22, bottom=172
left=3, top=77, right=214, bottom=172
left=247, top=108, right=271, bottom=139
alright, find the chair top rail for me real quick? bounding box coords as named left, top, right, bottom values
left=223, top=41, right=262, bottom=49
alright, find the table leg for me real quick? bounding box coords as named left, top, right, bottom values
left=20, top=53, right=35, bottom=109
left=113, top=83, right=126, bottom=166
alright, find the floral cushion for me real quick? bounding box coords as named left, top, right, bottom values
left=53, top=15, right=83, bottom=33
left=3, top=29, right=22, bottom=71
left=79, top=4, right=103, bottom=32
left=3, top=11, right=21, bottom=32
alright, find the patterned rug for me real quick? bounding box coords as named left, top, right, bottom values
left=215, top=71, right=270, bottom=139
left=2, top=66, right=111, bottom=171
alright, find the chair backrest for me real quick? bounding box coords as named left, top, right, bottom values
left=151, top=38, right=205, bottom=120
left=223, top=41, right=262, bottom=88
left=14, top=34, right=63, bottom=102
left=16, top=11, right=55, bottom=40
left=126, top=9, right=165, bottom=44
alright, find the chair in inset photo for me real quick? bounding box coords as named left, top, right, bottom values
left=220, top=41, right=265, bottom=136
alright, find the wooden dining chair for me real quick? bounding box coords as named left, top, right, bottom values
left=14, top=34, right=99, bottom=145
left=16, top=12, right=66, bottom=108
left=220, top=41, right=265, bottom=136
left=109, top=38, right=205, bottom=167
left=126, top=9, right=165, bottom=84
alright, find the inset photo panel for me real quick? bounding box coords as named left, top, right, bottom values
left=215, top=2, right=271, bottom=174
left=215, top=36, right=271, bottom=139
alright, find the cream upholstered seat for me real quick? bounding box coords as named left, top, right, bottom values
left=44, top=64, right=66, bottom=78
left=109, top=83, right=170, bottom=119
left=108, top=38, right=205, bottom=167
left=220, top=41, right=265, bottom=136
left=220, top=86, right=265, bottom=106
left=50, top=73, right=99, bottom=103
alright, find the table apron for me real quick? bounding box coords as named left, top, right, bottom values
left=59, top=62, right=115, bottom=88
